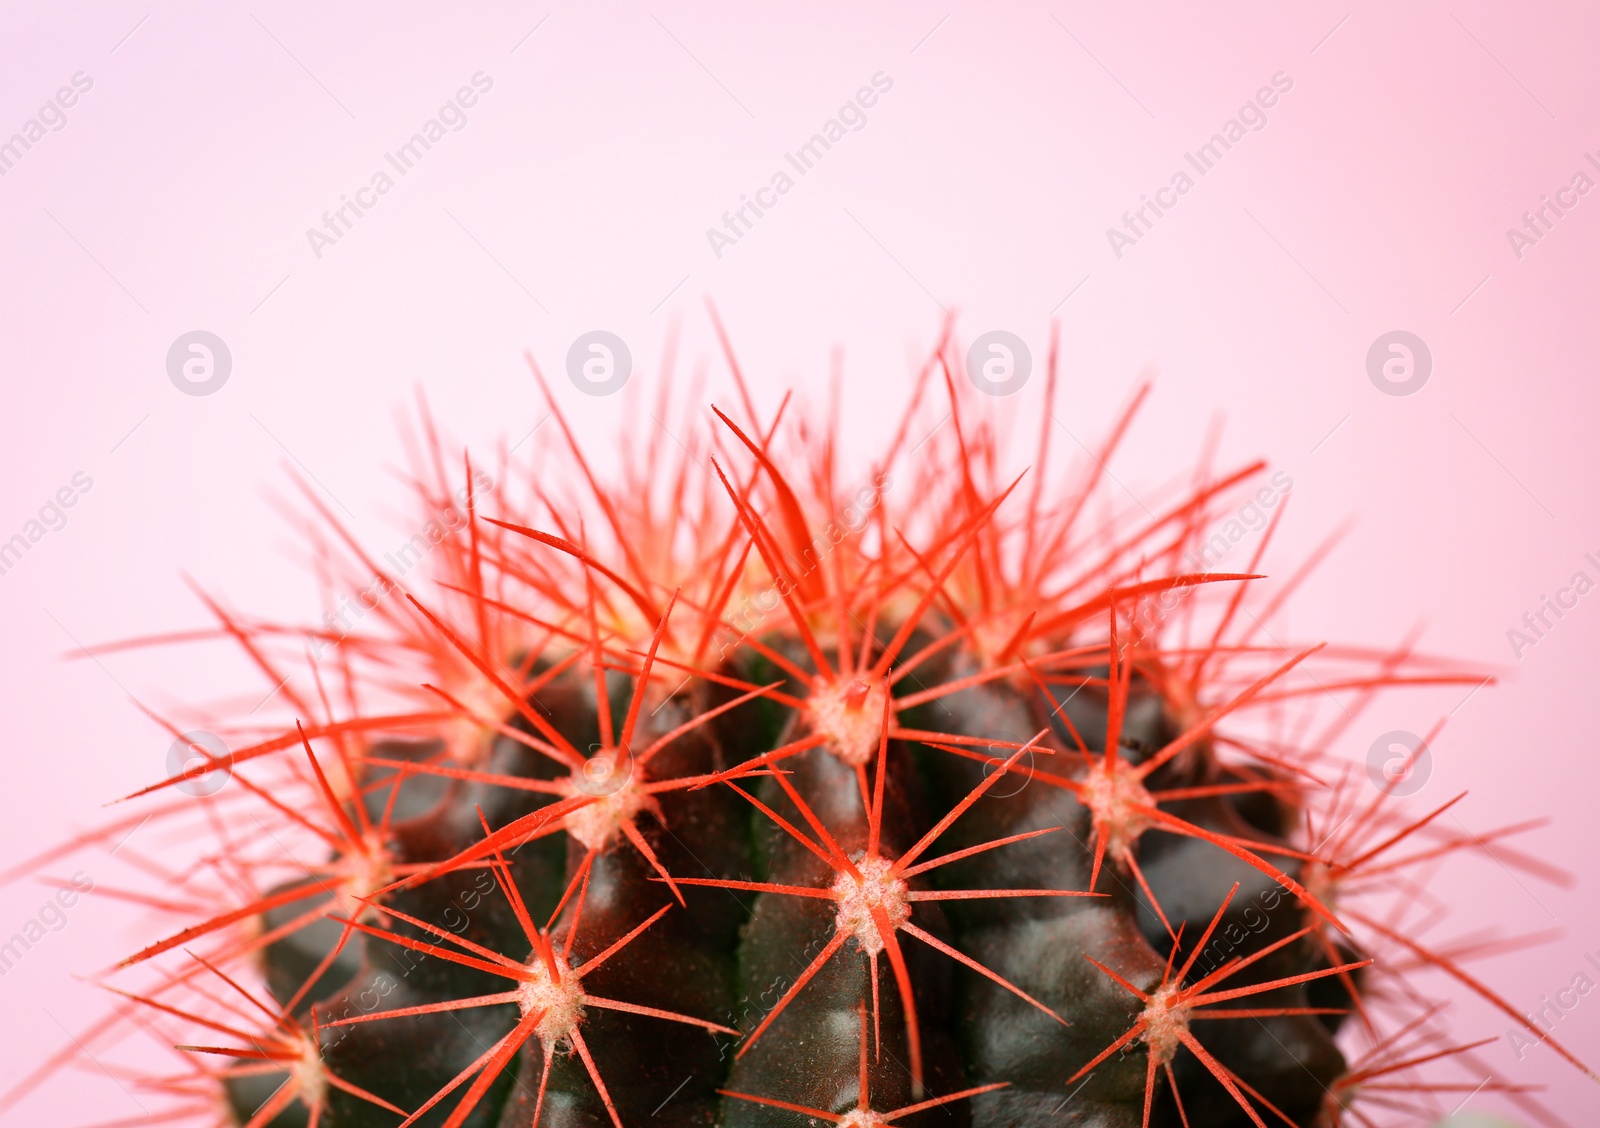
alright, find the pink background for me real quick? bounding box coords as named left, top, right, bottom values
left=2, top=1, right=1599, bottom=1122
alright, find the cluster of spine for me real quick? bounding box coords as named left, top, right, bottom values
left=10, top=329, right=1591, bottom=1128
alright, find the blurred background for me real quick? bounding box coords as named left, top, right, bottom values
left=0, top=1, right=1596, bottom=1122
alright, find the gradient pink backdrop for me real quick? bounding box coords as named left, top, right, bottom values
left=2, top=2, right=1597, bottom=1122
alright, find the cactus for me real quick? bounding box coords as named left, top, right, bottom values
left=10, top=325, right=1591, bottom=1128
